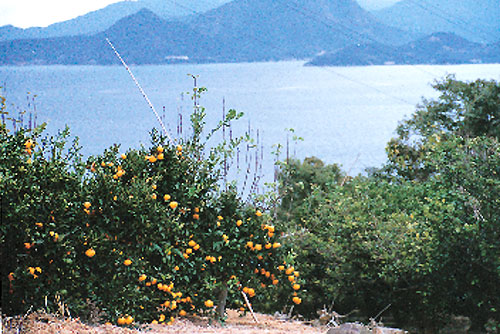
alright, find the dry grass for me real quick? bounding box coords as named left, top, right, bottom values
left=2, top=309, right=327, bottom=334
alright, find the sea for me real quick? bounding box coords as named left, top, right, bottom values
left=1, top=61, right=499, bottom=189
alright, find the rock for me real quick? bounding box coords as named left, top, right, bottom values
left=373, top=327, right=407, bottom=334
left=327, top=323, right=372, bottom=334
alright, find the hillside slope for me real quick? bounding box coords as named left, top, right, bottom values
left=372, top=0, right=500, bottom=43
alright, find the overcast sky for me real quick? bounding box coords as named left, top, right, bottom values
left=0, top=0, right=401, bottom=28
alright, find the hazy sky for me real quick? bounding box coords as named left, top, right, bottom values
left=0, top=0, right=401, bottom=28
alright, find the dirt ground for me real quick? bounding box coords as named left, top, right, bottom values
left=2, top=309, right=327, bottom=334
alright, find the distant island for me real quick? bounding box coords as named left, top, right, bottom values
left=307, top=32, right=500, bottom=67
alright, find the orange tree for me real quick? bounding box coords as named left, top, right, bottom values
left=1, top=87, right=303, bottom=324
left=0, top=123, right=88, bottom=315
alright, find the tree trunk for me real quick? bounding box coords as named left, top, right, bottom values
left=216, top=280, right=228, bottom=319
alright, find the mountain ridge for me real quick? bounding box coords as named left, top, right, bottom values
left=0, top=0, right=230, bottom=42
left=0, top=0, right=415, bottom=65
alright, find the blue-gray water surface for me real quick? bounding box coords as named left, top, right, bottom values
left=1, top=61, right=499, bottom=188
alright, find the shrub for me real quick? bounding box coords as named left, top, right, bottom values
left=1, top=87, right=302, bottom=325
left=274, top=77, right=500, bottom=332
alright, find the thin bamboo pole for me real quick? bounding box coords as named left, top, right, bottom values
left=105, top=38, right=172, bottom=142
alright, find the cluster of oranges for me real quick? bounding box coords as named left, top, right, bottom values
left=255, top=268, right=279, bottom=286
left=242, top=286, right=256, bottom=298
left=277, top=266, right=302, bottom=304
left=145, top=145, right=182, bottom=163
left=117, top=315, right=133, bottom=325
left=27, top=266, right=42, bottom=279
left=153, top=314, right=175, bottom=325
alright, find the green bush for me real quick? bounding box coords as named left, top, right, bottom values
left=274, top=77, right=500, bottom=332
left=1, top=87, right=302, bottom=325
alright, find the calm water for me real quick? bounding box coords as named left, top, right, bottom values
left=1, top=61, right=499, bottom=185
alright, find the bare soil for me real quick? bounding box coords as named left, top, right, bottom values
left=2, top=309, right=327, bottom=334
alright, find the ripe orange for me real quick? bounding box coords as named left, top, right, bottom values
left=265, top=243, right=272, bottom=249
left=85, top=248, right=96, bottom=258
left=293, top=283, right=301, bottom=290
left=139, top=274, right=147, bottom=282
left=125, top=315, right=133, bottom=324
left=254, top=244, right=262, bottom=251
left=120, top=153, right=127, bottom=159
left=179, top=310, right=187, bottom=316
left=151, top=194, right=157, bottom=200
left=188, top=240, right=196, bottom=247
left=193, top=214, right=200, bottom=220
left=194, top=207, right=200, bottom=213
left=176, top=145, right=182, bottom=152
left=278, top=265, right=285, bottom=271
left=124, top=259, right=132, bottom=266
left=204, top=299, right=214, bottom=308
left=186, top=248, right=193, bottom=255
left=273, top=279, right=279, bottom=285
left=117, top=317, right=125, bottom=325
left=288, top=275, right=295, bottom=282
left=157, top=145, right=164, bottom=153
left=157, top=153, right=164, bottom=160
left=255, top=210, right=262, bottom=217
left=83, top=202, right=91, bottom=209
left=273, top=242, right=281, bottom=248
left=169, top=201, right=178, bottom=209
left=236, top=220, right=243, bottom=227
left=164, top=194, right=171, bottom=201
left=148, top=156, right=157, bottom=163
left=285, top=267, right=294, bottom=275
left=293, top=296, right=302, bottom=304
left=193, top=244, right=200, bottom=251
